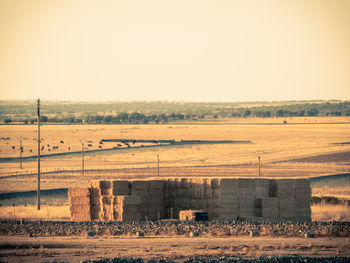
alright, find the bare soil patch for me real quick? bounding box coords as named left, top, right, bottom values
left=0, top=235, right=349, bottom=262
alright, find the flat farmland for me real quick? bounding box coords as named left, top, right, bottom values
left=0, top=117, right=349, bottom=193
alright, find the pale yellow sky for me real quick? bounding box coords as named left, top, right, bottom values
left=0, top=0, right=349, bottom=101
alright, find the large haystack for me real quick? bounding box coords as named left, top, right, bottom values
left=68, top=177, right=311, bottom=222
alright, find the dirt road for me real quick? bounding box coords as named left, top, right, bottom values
left=1, top=235, right=349, bottom=262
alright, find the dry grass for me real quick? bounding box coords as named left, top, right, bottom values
left=1, top=117, right=349, bottom=193
left=312, top=204, right=350, bottom=222
left=1, top=119, right=350, bottom=174
left=312, top=186, right=350, bottom=199
left=0, top=205, right=70, bottom=221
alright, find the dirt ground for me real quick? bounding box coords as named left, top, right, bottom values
left=1, top=235, right=350, bottom=263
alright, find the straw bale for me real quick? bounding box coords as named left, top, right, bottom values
left=238, top=178, right=255, bottom=189
left=94, top=180, right=112, bottom=196
left=211, top=189, right=220, bottom=199
left=180, top=178, right=190, bottom=188
left=114, top=195, right=141, bottom=206
left=261, top=197, right=279, bottom=208
left=279, top=197, right=296, bottom=209
left=221, top=192, right=238, bottom=200
left=176, top=188, right=188, bottom=198
left=90, top=196, right=101, bottom=206
left=68, top=188, right=90, bottom=198
left=149, top=180, right=164, bottom=189
left=69, top=196, right=90, bottom=205
left=202, top=179, right=210, bottom=189
left=177, top=198, right=189, bottom=209
left=255, top=178, right=270, bottom=188
left=198, top=199, right=210, bottom=209
left=221, top=199, right=239, bottom=207
left=90, top=210, right=101, bottom=220
left=147, top=208, right=164, bottom=220
left=296, top=207, right=311, bottom=214
left=262, top=209, right=279, bottom=218
left=131, top=180, right=149, bottom=190
left=90, top=188, right=100, bottom=197
left=220, top=180, right=238, bottom=194
left=101, top=206, right=113, bottom=221
left=174, top=178, right=182, bottom=189
left=179, top=210, right=205, bottom=221
left=239, top=206, right=256, bottom=213
left=101, top=196, right=113, bottom=205
left=148, top=200, right=164, bottom=208
left=210, top=199, right=221, bottom=208
left=210, top=178, right=220, bottom=189
left=204, top=188, right=212, bottom=198
left=148, top=189, right=164, bottom=199
left=90, top=180, right=100, bottom=189
left=219, top=205, right=239, bottom=213
left=121, top=205, right=140, bottom=213
left=131, top=188, right=148, bottom=200
left=70, top=204, right=91, bottom=213
left=179, top=210, right=192, bottom=221
left=71, top=212, right=91, bottom=221
left=197, top=188, right=204, bottom=199
left=294, top=179, right=310, bottom=189
left=220, top=187, right=238, bottom=194
left=188, top=198, right=197, bottom=209
left=238, top=192, right=255, bottom=200
left=165, top=179, right=175, bottom=189
left=255, top=187, right=270, bottom=198
left=112, top=180, right=130, bottom=195
left=295, top=189, right=311, bottom=197
left=295, top=197, right=310, bottom=208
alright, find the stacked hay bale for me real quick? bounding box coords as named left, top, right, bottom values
left=261, top=197, right=279, bottom=220
left=209, top=178, right=220, bottom=219
left=218, top=178, right=239, bottom=220
left=201, top=179, right=211, bottom=212
left=90, top=180, right=114, bottom=221
left=113, top=180, right=130, bottom=195
left=164, top=178, right=176, bottom=218
left=294, top=179, right=311, bottom=221
left=173, top=178, right=189, bottom=217
left=69, top=177, right=311, bottom=222
left=179, top=209, right=207, bottom=221
left=89, top=182, right=101, bottom=221
left=271, top=179, right=296, bottom=220
left=131, top=180, right=149, bottom=220
left=238, top=178, right=256, bottom=219
left=147, top=180, right=165, bottom=220
left=113, top=195, right=141, bottom=221
left=188, top=178, right=202, bottom=210
left=68, top=188, right=91, bottom=221
left=255, top=178, right=272, bottom=218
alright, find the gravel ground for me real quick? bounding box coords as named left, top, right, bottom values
left=77, top=256, right=350, bottom=263
left=1, top=220, right=349, bottom=237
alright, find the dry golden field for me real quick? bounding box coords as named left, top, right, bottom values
left=0, top=117, right=349, bottom=193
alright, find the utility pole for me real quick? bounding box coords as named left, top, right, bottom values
left=37, top=98, right=41, bottom=210
left=19, top=137, right=23, bottom=169
left=257, top=155, right=261, bottom=177
left=81, top=143, right=84, bottom=175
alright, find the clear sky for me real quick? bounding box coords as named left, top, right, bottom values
left=0, top=0, right=349, bottom=102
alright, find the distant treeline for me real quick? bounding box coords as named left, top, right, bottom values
left=0, top=100, right=349, bottom=124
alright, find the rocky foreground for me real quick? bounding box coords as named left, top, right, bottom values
left=1, top=220, right=349, bottom=237
left=79, top=257, right=350, bottom=263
